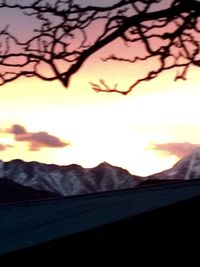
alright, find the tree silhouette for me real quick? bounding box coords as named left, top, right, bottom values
left=0, top=0, right=199, bottom=94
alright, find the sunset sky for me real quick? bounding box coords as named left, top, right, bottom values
left=0, top=0, right=200, bottom=176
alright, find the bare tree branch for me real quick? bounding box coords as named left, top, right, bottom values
left=0, top=0, right=199, bottom=93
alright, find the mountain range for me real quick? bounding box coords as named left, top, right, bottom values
left=147, top=148, right=200, bottom=180
left=0, top=149, right=200, bottom=201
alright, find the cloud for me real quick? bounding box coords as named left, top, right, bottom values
left=0, top=144, right=6, bottom=151
left=0, top=143, right=13, bottom=151
left=7, top=124, right=69, bottom=151
left=15, top=131, right=68, bottom=151
left=151, top=142, right=200, bottom=158
left=8, top=124, right=27, bottom=135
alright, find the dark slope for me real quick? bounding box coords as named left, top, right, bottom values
left=2, top=194, right=200, bottom=266
left=1, top=179, right=200, bottom=260
left=136, top=178, right=181, bottom=187
left=0, top=178, right=60, bottom=203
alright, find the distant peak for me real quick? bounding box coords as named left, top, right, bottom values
left=9, top=159, right=25, bottom=164
left=96, top=162, right=112, bottom=168
left=94, top=162, right=125, bottom=170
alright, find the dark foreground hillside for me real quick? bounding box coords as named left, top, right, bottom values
left=1, top=180, right=200, bottom=266
left=0, top=178, right=60, bottom=203
left=1, top=196, right=200, bottom=266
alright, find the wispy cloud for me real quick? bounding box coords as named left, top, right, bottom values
left=151, top=142, right=200, bottom=158
left=0, top=144, right=7, bottom=151
left=7, top=124, right=69, bottom=151
left=0, top=143, right=13, bottom=151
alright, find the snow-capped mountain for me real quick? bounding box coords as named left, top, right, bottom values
left=1, top=149, right=200, bottom=198
left=148, top=148, right=200, bottom=181
left=0, top=160, right=142, bottom=196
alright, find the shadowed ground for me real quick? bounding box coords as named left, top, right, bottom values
left=1, top=179, right=200, bottom=265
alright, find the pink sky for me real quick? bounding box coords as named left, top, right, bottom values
left=0, top=0, right=200, bottom=176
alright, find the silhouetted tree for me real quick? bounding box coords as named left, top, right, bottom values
left=0, top=0, right=199, bottom=94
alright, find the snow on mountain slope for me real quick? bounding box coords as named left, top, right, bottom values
left=1, top=149, right=200, bottom=197
left=0, top=160, right=142, bottom=196
left=148, top=148, right=200, bottom=180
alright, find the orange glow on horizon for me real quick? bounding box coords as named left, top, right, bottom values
left=0, top=63, right=200, bottom=176
left=1, top=1, right=200, bottom=178
left=1, top=37, right=200, bottom=176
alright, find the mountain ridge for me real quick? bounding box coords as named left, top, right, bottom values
left=0, top=159, right=142, bottom=196
left=148, top=148, right=200, bottom=181
left=1, top=149, right=200, bottom=198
